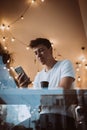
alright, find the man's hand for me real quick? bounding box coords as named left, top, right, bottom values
left=17, top=73, right=31, bottom=88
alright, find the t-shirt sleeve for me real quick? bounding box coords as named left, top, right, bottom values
left=60, top=60, right=75, bottom=80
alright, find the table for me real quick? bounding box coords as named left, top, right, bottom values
left=0, top=89, right=87, bottom=130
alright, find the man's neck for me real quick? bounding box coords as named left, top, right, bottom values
left=44, top=58, right=57, bottom=72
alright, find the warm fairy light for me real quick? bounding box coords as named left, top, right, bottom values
left=76, top=68, right=79, bottom=72
left=8, top=68, right=10, bottom=71
left=11, top=37, right=15, bottom=42
left=2, top=37, right=6, bottom=42
left=77, top=76, right=81, bottom=81
left=10, top=66, right=14, bottom=70
left=1, top=24, right=5, bottom=31
left=21, top=15, right=24, bottom=20
left=0, top=24, right=10, bottom=30
left=78, top=63, right=82, bottom=67
left=82, top=57, right=86, bottom=63
left=15, top=76, right=18, bottom=79
left=7, top=60, right=10, bottom=63
left=41, top=0, right=45, bottom=2
left=26, top=46, right=29, bottom=50
left=4, top=46, right=7, bottom=50
left=6, top=25, right=10, bottom=30
left=0, top=0, right=45, bottom=48
left=85, top=64, right=87, bottom=69
left=51, top=43, right=53, bottom=47
left=31, top=0, right=36, bottom=4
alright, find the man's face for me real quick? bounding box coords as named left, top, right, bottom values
left=33, top=44, right=52, bottom=65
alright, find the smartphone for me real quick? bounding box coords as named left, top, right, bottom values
left=15, top=66, right=29, bottom=80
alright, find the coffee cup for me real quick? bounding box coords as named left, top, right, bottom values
left=40, top=81, right=49, bottom=88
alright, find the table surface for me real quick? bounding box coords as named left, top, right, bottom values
left=0, top=88, right=87, bottom=104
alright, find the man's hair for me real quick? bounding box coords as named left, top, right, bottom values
left=0, top=43, right=13, bottom=65
left=29, top=38, right=52, bottom=49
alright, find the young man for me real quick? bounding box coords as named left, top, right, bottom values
left=18, top=38, right=75, bottom=89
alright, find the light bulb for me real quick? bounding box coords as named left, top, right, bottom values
left=76, top=68, right=79, bottom=72
left=4, top=46, right=7, bottom=50
left=26, top=46, right=29, bottom=50
left=6, top=25, right=10, bottom=30
left=1, top=24, right=5, bottom=30
left=85, top=64, right=87, bottom=69
left=77, top=76, right=81, bottom=81
left=11, top=37, right=15, bottom=42
left=41, top=0, right=45, bottom=2
left=21, top=15, right=24, bottom=20
left=32, top=0, right=36, bottom=4
left=2, top=37, right=6, bottom=42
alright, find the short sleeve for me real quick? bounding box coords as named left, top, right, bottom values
left=60, top=60, right=75, bottom=80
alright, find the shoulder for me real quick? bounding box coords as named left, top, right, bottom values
left=58, top=59, right=74, bottom=73
left=61, top=59, right=72, bottom=63
left=59, top=59, right=73, bottom=66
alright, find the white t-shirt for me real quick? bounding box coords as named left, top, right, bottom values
left=0, top=56, right=17, bottom=89
left=33, top=59, right=75, bottom=89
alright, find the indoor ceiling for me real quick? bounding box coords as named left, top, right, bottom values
left=0, top=0, right=87, bottom=84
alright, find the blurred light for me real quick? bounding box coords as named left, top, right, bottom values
left=21, top=15, right=24, bottom=20
left=9, top=76, right=12, bottom=79
left=77, top=76, right=81, bottom=81
left=85, top=64, right=87, bottom=69
left=3, top=66, right=7, bottom=70
left=6, top=25, right=10, bottom=30
left=26, top=46, right=29, bottom=50
left=11, top=37, right=15, bottom=42
left=10, top=66, right=14, bottom=71
left=51, top=43, right=53, bottom=47
left=1, top=24, right=5, bottom=31
left=41, top=0, right=45, bottom=2
left=4, top=46, right=7, bottom=50
left=7, top=60, right=10, bottom=63
left=32, top=0, right=36, bottom=4
left=8, top=68, right=10, bottom=71
left=2, top=37, right=6, bottom=42
left=78, top=63, right=82, bottom=67
left=76, top=68, right=79, bottom=72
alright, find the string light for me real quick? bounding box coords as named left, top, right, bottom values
left=4, top=46, right=8, bottom=50
left=26, top=46, right=29, bottom=50
left=32, top=0, right=36, bottom=4
left=3, top=66, right=7, bottom=70
left=76, top=68, right=79, bottom=72
left=2, top=37, right=6, bottom=42
left=85, top=64, right=87, bottom=69
left=6, top=25, right=10, bottom=30
left=75, top=46, right=87, bottom=88
left=0, top=24, right=5, bottom=31
left=20, top=15, right=24, bottom=20
left=11, top=37, right=15, bottom=42
left=7, top=60, right=10, bottom=64
left=77, top=76, right=81, bottom=82
left=41, top=0, right=45, bottom=2
left=0, top=0, right=45, bottom=48
left=0, top=0, right=45, bottom=74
